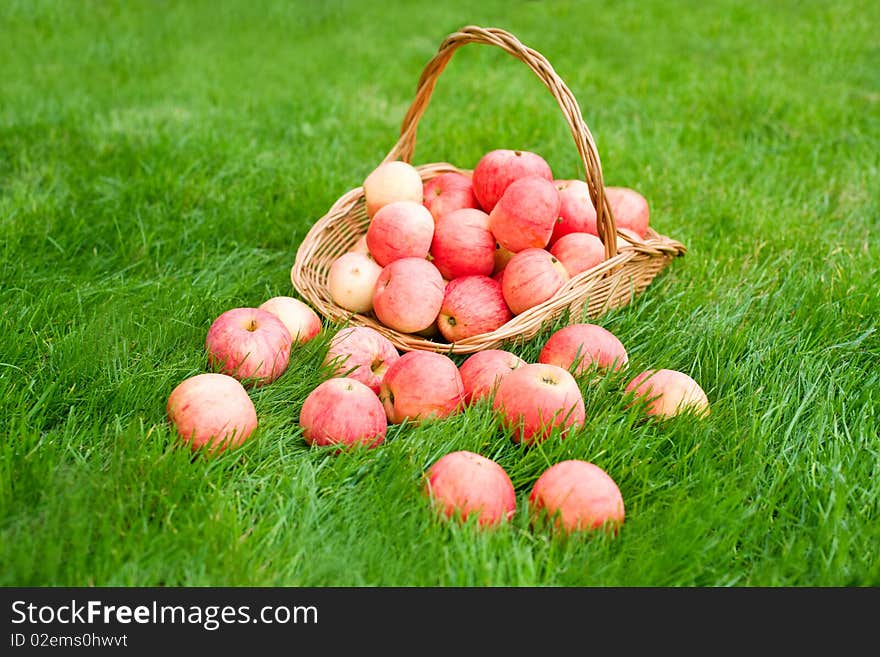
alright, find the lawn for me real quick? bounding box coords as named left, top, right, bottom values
left=1, top=0, right=878, bottom=587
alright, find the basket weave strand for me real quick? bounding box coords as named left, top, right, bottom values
left=291, top=26, right=687, bottom=355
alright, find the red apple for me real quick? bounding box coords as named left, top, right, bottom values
left=328, top=252, right=383, bottom=314
left=549, top=232, right=606, bottom=277
left=423, top=172, right=478, bottom=222
left=501, top=248, right=570, bottom=315
left=549, top=179, right=598, bottom=244
left=472, top=149, right=553, bottom=212
left=437, top=276, right=512, bottom=343
left=363, top=160, right=423, bottom=218
left=529, top=460, right=625, bottom=534
left=430, top=208, right=495, bottom=280
left=258, top=296, right=322, bottom=345
left=488, top=176, right=561, bottom=252
left=299, top=377, right=387, bottom=448
left=166, top=373, right=258, bottom=453
left=539, top=323, right=628, bottom=376
left=366, top=200, right=435, bottom=266
left=605, top=186, right=650, bottom=238
left=379, top=351, right=464, bottom=424
left=492, top=363, right=586, bottom=444
left=372, top=258, right=445, bottom=334
left=625, top=369, right=710, bottom=418
left=458, top=349, right=526, bottom=404
left=205, top=307, right=292, bottom=386
left=424, top=450, right=516, bottom=527
left=323, top=326, right=400, bottom=394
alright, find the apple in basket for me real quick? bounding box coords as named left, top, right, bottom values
left=437, top=275, right=512, bottom=343
left=423, top=172, right=478, bottom=223
left=379, top=351, right=464, bottom=424
left=328, top=252, right=383, bottom=314
left=625, top=369, right=710, bottom=419
left=458, top=349, right=526, bottom=405
left=323, top=326, right=400, bottom=394
left=366, top=200, right=435, bottom=267
left=604, top=186, right=650, bottom=238
left=430, top=208, right=496, bottom=280
left=205, top=307, right=292, bottom=386
left=549, top=179, right=598, bottom=244
left=549, top=232, right=605, bottom=278
left=472, top=148, right=553, bottom=212
left=489, top=176, right=562, bottom=253
left=424, top=450, right=516, bottom=527
left=539, top=323, right=629, bottom=376
left=299, top=377, right=387, bottom=448
left=372, top=257, right=445, bottom=334
left=493, top=363, right=585, bottom=444
left=257, top=296, right=322, bottom=345
left=529, top=460, right=625, bottom=534
left=166, top=373, right=258, bottom=453
left=363, top=160, right=424, bottom=218
left=501, top=248, right=570, bottom=315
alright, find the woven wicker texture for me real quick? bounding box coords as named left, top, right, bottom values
left=291, top=25, right=687, bottom=354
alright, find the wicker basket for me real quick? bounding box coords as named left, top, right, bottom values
left=291, top=25, right=686, bottom=354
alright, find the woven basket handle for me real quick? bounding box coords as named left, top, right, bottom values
left=383, top=25, right=618, bottom=260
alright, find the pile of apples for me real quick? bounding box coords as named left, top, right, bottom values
left=327, top=148, right=651, bottom=344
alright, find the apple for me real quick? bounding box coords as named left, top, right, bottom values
left=492, top=363, right=586, bottom=444
left=430, top=208, right=495, bottom=280
left=488, top=176, right=561, bottom=252
left=458, top=349, right=526, bottom=404
left=493, top=242, right=515, bottom=274
left=166, top=372, right=258, bottom=453
left=379, top=350, right=464, bottom=424
left=501, top=248, right=570, bottom=315
left=549, top=232, right=606, bottom=277
left=258, top=296, right=322, bottom=345
left=372, top=257, right=445, bottom=334
left=424, top=450, right=516, bottom=527
left=299, top=377, right=387, bottom=448
left=472, top=149, right=553, bottom=212
left=366, top=200, right=435, bottom=266
left=363, top=160, right=423, bottom=218
left=549, top=179, right=599, bottom=244
left=437, top=276, right=512, bottom=343
left=605, top=186, right=650, bottom=238
left=423, top=172, right=478, bottom=222
left=205, top=307, right=292, bottom=386
left=529, top=460, right=625, bottom=534
left=323, top=326, right=400, bottom=394
left=328, top=251, right=383, bottom=314
left=538, top=323, right=628, bottom=376
left=625, top=369, right=710, bottom=418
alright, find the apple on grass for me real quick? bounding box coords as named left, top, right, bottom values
left=205, top=307, right=292, bottom=386
left=323, top=325, right=400, bottom=394
left=529, top=460, right=625, bottom=534
left=550, top=179, right=598, bottom=244
left=379, top=351, right=464, bottom=424
left=424, top=450, right=516, bottom=528
left=363, top=160, right=424, bottom=218
left=489, top=176, right=562, bottom=252
left=328, top=251, right=383, bottom=314
left=458, top=349, right=526, bottom=404
left=423, top=172, right=478, bottom=222
left=625, top=369, right=710, bottom=418
left=472, top=149, right=553, bottom=212
left=366, top=200, right=435, bottom=266
left=501, top=248, right=570, bottom=315
left=299, top=377, right=387, bottom=448
left=430, top=208, right=495, bottom=280
left=538, top=323, right=629, bottom=376
left=258, top=296, right=322, bottom=345
left=372, top=257, right=445, bottom=334
left=549, top=232, right=606, bottom=278
left=166, top=373, right=258, bottom=453
left=605, top=186, right=650, bottom=238
left=492, top=363, right=586, bottom=445
left=437, top=276, right=512, bottom=343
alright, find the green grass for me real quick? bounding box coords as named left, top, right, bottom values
left=1, top=0, right=878, bottom=586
